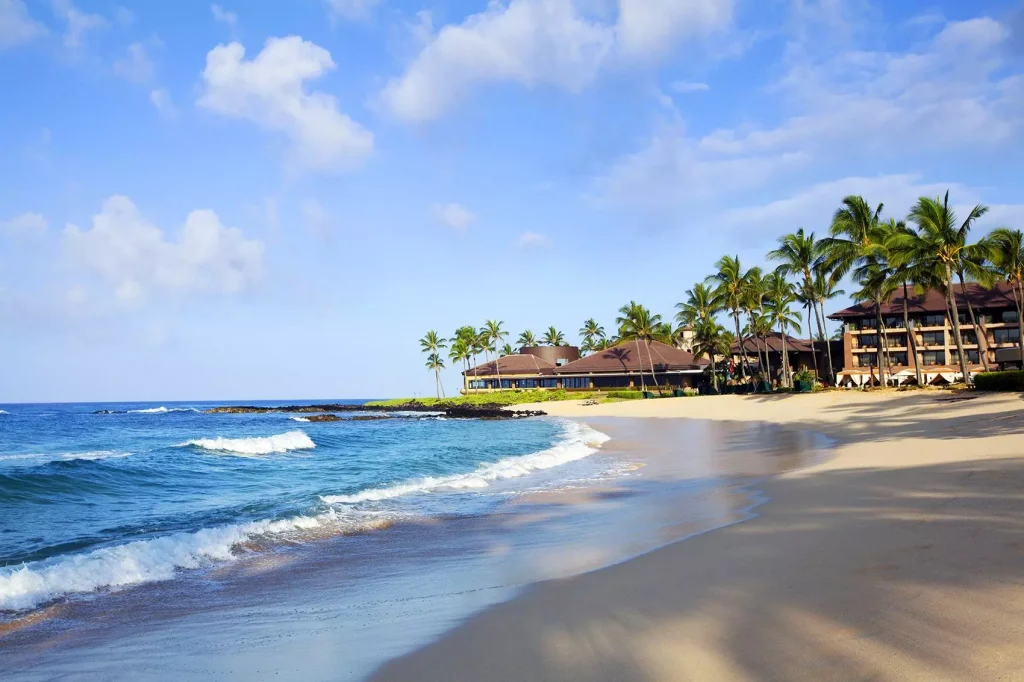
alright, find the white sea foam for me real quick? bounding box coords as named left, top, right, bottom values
left=0, top=451, right=132, bottom=465
left=0, top=509, right=380, bottom=612
left=182, top=431, right=315, bottom=456
left=0, top=410, right=9, bottom=414
left=290, top=417, right=310, bottom=422
left=128, top=406, right=199, bottom=414
left=322, top=421, right=610, bottom=505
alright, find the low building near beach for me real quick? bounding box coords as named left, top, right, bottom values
left=462, top=340, right=708, bottom=393
left=730, top=332, right=836, bottom=380
left=828, top=282, right=1022, bottom=386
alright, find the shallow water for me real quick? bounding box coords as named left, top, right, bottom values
left=0, top=408, right=831, bottom=681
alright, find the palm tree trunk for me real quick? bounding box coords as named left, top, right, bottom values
left=818, top=299, right=836, bottom=384
left=709, top=351, right=718, bottom=393
left=733, top=311, right=750, bottom=382
left=945, top=265, right=972, bottom=385
left=875, top=304, right=886, bottom=388
left=438, top=368, right=446, bottom=398
left=763, top=336, right=773, bottom=386
left=902, top=282, right=923, bottom=387
left=780, top=326, right=790, bottom=387
left=956, top=272, right=990, bottom=371
left=637, top=341, right=646, bottom=392
left=645, top=339, right=658, bottom=392
left=811, top=301, right=827, bottom=380
left=806, top=302, right=819, bottom=379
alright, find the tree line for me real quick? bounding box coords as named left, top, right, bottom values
left=419, top=191, right=1024, bottom=397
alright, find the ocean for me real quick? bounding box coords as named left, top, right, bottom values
left=0, top=401, right=830, bottom=680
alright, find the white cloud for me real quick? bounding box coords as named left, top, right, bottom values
left=671, top=80, right=709, bottom=93
left=114, top=42, right=155, bottom=83
left=432, top=203, right=475, bottom=230
left=211, top=4, right=237, bottom=26
left=0, top=0, right=46, bottom=48
left=2, top=212, right=47, bottom=233
left=149, top=88, right=175, bottom=117
left=381, top=0, right=735, bottom=122
left=63, top=195, right=265, bottom=303
left=518, top=231, right=550, bottom=247
left=198, top=36, right=374, bottom=172
left=325, top=0, right=381, bottom=21
left=51, top=0, right=107, bottom=49
left=616, top=0, right=734, bottom=59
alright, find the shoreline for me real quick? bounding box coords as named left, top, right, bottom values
left=372, top=391, right=1024, bottom=681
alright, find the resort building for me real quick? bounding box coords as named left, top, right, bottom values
left=828, top=282, right=1022, bottom=386
left=731, top=332, right=844, bottom=381
left=462, top=340, right=708, bottom=393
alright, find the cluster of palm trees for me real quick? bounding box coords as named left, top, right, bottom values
left=420, top=191, right=1023, bottom=395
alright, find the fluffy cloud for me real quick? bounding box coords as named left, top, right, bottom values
left=114, top=42, right=155, bottom=83
left=432, top=203, right=475, bottom=230
left=325, top=0, right=381, bottom=21
left=2, top=212, right=47, bottom=233
left=381, top=0, right=735, bottom=122
left=211, top=4, right=237, bottom=26
left=198, top=36, right=374, bottom=172
left=51, top=0, right=106, bottom=49
left=63, top=196, right=264, bottom=303
left=149, top=88, right=175, bottom=117
left=518, top=231, right=550, bottom=247
left=0, top=0, right=46, bottom=48
left=616, top=0, right=733, bottom=59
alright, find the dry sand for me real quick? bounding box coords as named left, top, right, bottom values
left=373, top=390, right=1024, bottom=681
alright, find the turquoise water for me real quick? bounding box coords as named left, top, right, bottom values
left=0, top=401, right=607, bottom=614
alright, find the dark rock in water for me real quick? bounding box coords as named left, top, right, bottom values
left=350, top=415, right=393, bottom=421
left=443, top=406, right=546, bottom=420
left=303, top=414, right=342, bottom=422
left=94, top=409, right=119, bottom=414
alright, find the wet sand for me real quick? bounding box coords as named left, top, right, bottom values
left=1, top=418, right=826, bottom=681
left=373, top=391, right=1024, bottom=681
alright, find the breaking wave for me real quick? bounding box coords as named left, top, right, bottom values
left=290, top=417, right=310, bottom=422
left=322, top=421, right=610, bottom=505
left=182, top=431, right=315, bottom=456
left=128, top=406, right=199, bottom=414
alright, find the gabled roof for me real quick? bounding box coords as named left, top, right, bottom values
left=829, top=282, right=1017, bottom=320
left=553, top=339, right=707, bottom=374
left=464, top=354, right=557, bottom=377
left=733, top=332, right=814, bottom=354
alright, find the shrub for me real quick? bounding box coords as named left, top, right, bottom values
left=682, top=388, right=699, bottom=397
left=606, top=391, right=644, bottom=400
left=792, top=369, right=815, bottom=384
left=974, top=371, right=1024, bottom=392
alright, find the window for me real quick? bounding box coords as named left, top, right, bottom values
left=853, top=353, right=876, bottom=367
left=500, top=380, right=513, bottom=389
left=859, top=318, right=877, bottom=330
left=563, top=377, right=591, bottom=389
left=959, top=330, right=977, bottom=345
left=516, top=379, right=538, bottom=389
left=920, top=331, right=944, bottom=346
left=953, top=349, right=980, bottom=364
left=922, top=351, right=945, bottom=366
left=921, top=314, right=945, bottom=327
left=468, top=380, right=488, bottom=389
left=888, top=334, right=907, bottom=348
left=888, top=352, right=908, bottom=366
left=958, top=312, right=968, bottom=324
left=540, top=379, right=558, bottom=388
left=858, top=334, right=879, bottom=348
left=1002, top=310, right=1020, bottom=323
left=884, top=317, right=904, bottom=329
left=994, top=328, right=1021, bottom=344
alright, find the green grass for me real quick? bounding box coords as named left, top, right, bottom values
left=364, top=390, right=598, bottom=408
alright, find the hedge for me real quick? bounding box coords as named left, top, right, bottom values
left=606, top=391, right=644, bottom=400
left=974, top=371, right=1024, bottom=392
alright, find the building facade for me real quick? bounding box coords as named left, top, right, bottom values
left=828, top=282, right=1022, bottom=386
left=461, top=340, right=708, bottom=393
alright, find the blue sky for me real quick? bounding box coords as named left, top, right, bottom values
left=1, top=0, right=1023, bottom=402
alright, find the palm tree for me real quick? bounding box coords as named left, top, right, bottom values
left=578, top=319, right=605, bottom=355
left=542, top=326, right=565, bottom=347
left=954, top=236, right=998, bottom=372
left=985, top=228, right=1024, bottom=365
left=419, top=330, right=448, bottom=399
left=851, top=252, right=897, bottom=387
left=708, top=255, right=755, bottom=382
left=740, top=268, right=768, bottom=378
left=765, top=274, right=802, bottom=387
left=483, top=320, right=507, bottom=389
left=822, top=195, right=885, bottom=281
left=500, top=343, right=515, bottom=357
left=878, top=219, right=924, bottom=386
left=448, top=337, right=472, bottom=392
left=811, top=264, right=845, bottom=384
left=517, top=330, right=537, bottom=348
left=890, top=192, right=989, bottom=385
left=768, top=228, right=827, bottom=380
left=692, top=318, right=732, bottom=393
left=616, top=301, right=663, bottom=391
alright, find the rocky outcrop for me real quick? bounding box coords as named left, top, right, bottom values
left=443, top=406, right=546, bottom=420
left=204, top=403, right=546, bottom=420
left=303, top=414, right=342, bottom=422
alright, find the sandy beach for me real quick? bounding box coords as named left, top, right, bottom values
left=373, top=390, right=1024, bottom=681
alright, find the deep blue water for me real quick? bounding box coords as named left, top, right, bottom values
left=0, top=401, right=606, bottom=613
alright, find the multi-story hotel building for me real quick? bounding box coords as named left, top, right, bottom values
left=828, top=282, right=1022, bottom=386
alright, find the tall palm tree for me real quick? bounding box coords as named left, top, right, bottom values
left=500, top=343, right=515, bottom=357
left=691, top=318, right=732, bottom=393
left=542, top=326, right=566, bottom=346
left=448, top=337, right=472, bottom=392
left=578, top=319, right=606, bottom=355
left=517, top=330, right=537, bottom=348
left=616, top=301, right=663, bottom=391
left=811, top=264, right=845, bottom=383
left=822, top=195, right=885, bottom=281
left=765, top=274, right=802, bottom=387
left=878, top=219, right=924, bottom=386
left=740, top=268, right=769, bottom=378
left=954, top=237, right=998, bottom=372
left=985, top=228, right=1024, bottom=365
left=768, top=228, right=827, bottom=379
left=419, top=330, right=448, bottom=399
left=676, top=283, right=725, bottom=384
left=483, top=320, right=507, bottom=389
left=890, top=192, right=989, bottom=385
left=851, top=252, right=897, bottom=387
left=708, top=255, right=755, bottom=382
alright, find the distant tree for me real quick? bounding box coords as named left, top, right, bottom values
left=616, top=301, right=663, bottom=391
left=419, top=330, right=448, bottom=399
left=769, top=228, right=827, bottom=379
left=448, top=337, right=472, bottom=391
left=765, top=274, right=802, bottom=387
left=542, top=326, right=566, bottom=346
left=691, top=318, right=732, bottom=393
left=424, top=354, right=446, bottom=399
left=501, top=343, right=515, bottom=357
left=517, top=330, right=537, bottom=348
left=708, top=255, right=757, bottom=382
left=986, top=228, right=1024, bottom=365
left=578, top=319, right=606, bottom=355
left=484, top=320, right=507, bottom=388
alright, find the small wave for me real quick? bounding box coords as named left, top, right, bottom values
left=0, top=410, right=9, bottom=415
left=128, top=406, right=199, bottom=414
left=0, top=451, right=132, bottom=465
left=322, top=421, right=610, bottom=505
left=290, top=417, right=310, bottom=422
left=0, top=509, right=387, bottom=612
left=181, top=431, right=315, bottom=456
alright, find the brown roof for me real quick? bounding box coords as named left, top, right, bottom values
left=733, top=332, right=814, bottom=354
left=553, top=340, right=707, bottom=374
left=464, top=354, right=556, bottom=377
left=829, top=282, right=1018, bottom=320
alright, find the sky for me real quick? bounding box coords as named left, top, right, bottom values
left=1, top=0, right=1023, bottom=402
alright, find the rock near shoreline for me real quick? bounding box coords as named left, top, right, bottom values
left=204, top=403, right=545, bottom=420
